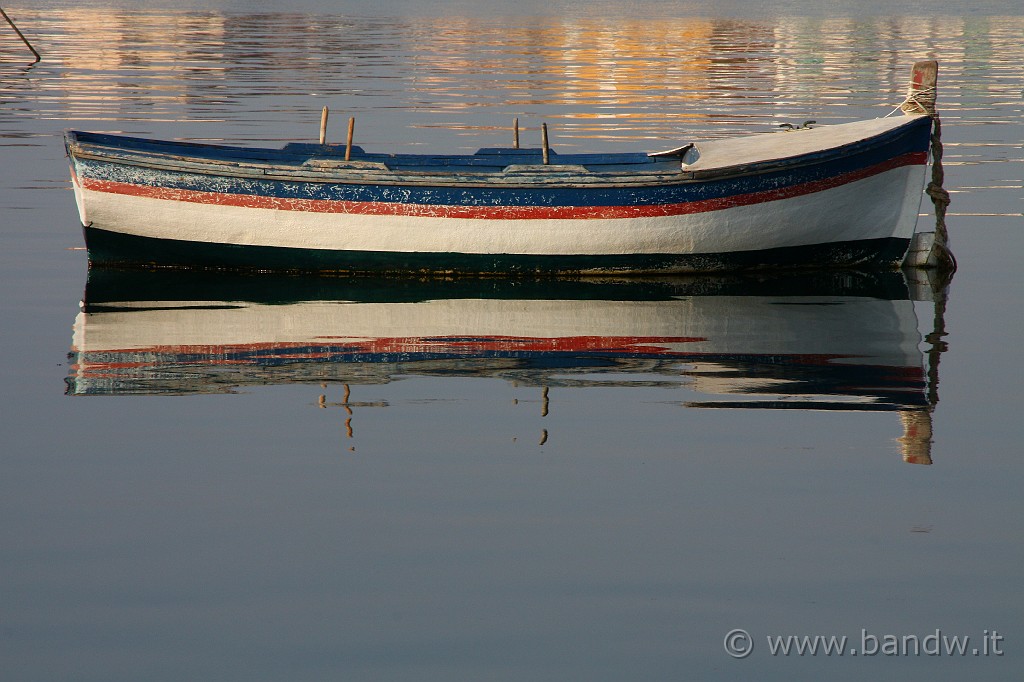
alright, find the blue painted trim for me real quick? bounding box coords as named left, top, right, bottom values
left=70, top=117, right=932, bottom=208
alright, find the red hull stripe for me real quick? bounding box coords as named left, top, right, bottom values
left=74, top=335, right=705, bottom=359
left=80, top=152, right=926, bottom=220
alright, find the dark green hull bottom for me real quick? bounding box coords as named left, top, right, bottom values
left=83, top=226, right=911, bottom=276
left=81, top=267, right=917, bottom=310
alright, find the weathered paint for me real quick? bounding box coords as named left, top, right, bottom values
left=66, top=115, right=933, bottom=274
left=73, top=152, right=925, bottom=221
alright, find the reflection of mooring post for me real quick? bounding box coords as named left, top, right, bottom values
left=901, top=60, right=956, bottom=273
left=539, top=387, right=550, bottom=445
left=1, top=6, right=40, bottom=63
left=342, top=383, right=352, bottom=415
left=924, top=284, right=950, bottom=411
left=317, top=384, right=389, bottom=452
left=898, top=271, right=952, bottom=465
left=341, top=383, right=355, bottom=446
left=898, top=411, right=933, bottom=465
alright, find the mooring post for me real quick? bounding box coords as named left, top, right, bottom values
left=513, top=117, right=519, bottom=149
left=345, top=117, right=355, bottom=161
left=319, top=106, right=329, bottom=144
left=541, top=123, right=550, bottom=165
left=901, top=60, right=955, bottom=273
left=0, top=6, right=40, bottom=63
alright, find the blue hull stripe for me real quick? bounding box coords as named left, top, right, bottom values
left=75, top=118, right=932, bottom=209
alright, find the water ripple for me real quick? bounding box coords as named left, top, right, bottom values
left=1, top=9, right=1021, bottom=214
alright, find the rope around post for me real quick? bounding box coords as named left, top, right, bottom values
left=884, top=85, right=938, bottom=118
left=925, top=116, right=957, bottom=273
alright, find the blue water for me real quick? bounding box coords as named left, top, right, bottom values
left=1, top=2, right=1022, bottom=680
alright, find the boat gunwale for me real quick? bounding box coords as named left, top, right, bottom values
left=65, top=116, right=930, bottom=191
left=65, top=140, right=687, bottom=188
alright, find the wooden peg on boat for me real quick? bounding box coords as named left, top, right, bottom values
left=902, top=60, right=937, bottom=116
left=513, top=117, right=520, bottom=149
left=345, top=117, right=355, bottom=161
left=319, top=106, right=329, bottom=144
left=541, top=123, right=550, bottom=165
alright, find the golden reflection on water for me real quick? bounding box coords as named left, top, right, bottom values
left=8, top=10, right=1020, bottom=139
left=10, top=8, right=1016, bottom=213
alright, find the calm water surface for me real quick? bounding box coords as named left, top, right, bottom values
left=1, top=2, right=1022, bottom=680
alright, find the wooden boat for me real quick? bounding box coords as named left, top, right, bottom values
left=64, top=64, right=938, bottom=275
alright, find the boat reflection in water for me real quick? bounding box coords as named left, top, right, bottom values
left=66, top=268, right=951, bottom=464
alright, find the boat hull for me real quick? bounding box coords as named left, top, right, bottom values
left=67, top=116, right=932, bottom=274
left=82, top=225, right=912, bottom=274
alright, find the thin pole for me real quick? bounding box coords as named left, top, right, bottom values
left=0, top=6, right=40, bottom=63
left=513, top=118, right=519, bottom=149
left=541, top=123, right=550, bottom=165
left=319, top=106, right=329, bottom=144
left=345, top=117, right=355, bottom=161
